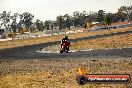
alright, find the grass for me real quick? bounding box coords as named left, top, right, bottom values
left=0, top=59, right=132, bottom=88
left=70, top=33, right=132, bottom=50
left=0, top=27, right=132, bottom=49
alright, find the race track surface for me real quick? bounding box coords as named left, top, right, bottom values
left=0, top=31, right=132, bottom=60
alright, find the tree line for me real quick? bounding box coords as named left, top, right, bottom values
left=0, top=5, right=132, bottom=35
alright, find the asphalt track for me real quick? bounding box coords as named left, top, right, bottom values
left=0, top=30, right=132, bottom=60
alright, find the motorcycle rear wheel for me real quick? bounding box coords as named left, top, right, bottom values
left=60, top=50, right=63, bottom=53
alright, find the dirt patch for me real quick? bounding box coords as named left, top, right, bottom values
left=0, top=58, right=132, bottom=88
left=71, top=33, right=132, bottom=50
left=42, top=45, right=60, bottom=52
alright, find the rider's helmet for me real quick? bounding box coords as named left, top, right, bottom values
left=64, top=35, right=68, bottom=39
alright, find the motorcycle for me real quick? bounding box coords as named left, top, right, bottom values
left=60, top=40, right=70, bottom=53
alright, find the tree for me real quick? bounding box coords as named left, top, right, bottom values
left=97, top=10, right=105, bottom=23
left=63, top=14, right=71, bottom=30
left=56, top=15, right=64, bottom=30
left=21, top=12, right=34, bottom=32
left=88, top=11, right=98, bottom=22
left=0, top=11, right=11, bottom=32
left=106, top=13, right=118, bottom=23
left=117, top=11, right=126, bottom=22
left=44, top=20, right=50, bottom=30
left=65, top=18, right=70, bottom=30
left=0, top=11, right=17, bottom=40
left=0, top=11, right=35, bottom=40
left=118, top=6, right=132, bottom=21
left=36, top=19, right=44, bottom=31
left=104, top=16, right=111, bottom=26
left=73, top=11, right=81, bottom=28
left=48, top=20, right=54, bottom=30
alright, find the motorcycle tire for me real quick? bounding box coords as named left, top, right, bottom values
left=60, top=50, right=63, bottom=53
left=66, top=50, right=68, bottom=53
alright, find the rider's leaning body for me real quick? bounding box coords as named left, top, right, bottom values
left=61, top=36, right=69, bottom=44
left=61, top=36, right=70, bottom=49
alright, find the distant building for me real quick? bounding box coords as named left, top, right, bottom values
left=92, top=22, right=99, bottom=25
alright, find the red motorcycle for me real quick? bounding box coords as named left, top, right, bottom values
left=60, top=40, right=70, bottom=53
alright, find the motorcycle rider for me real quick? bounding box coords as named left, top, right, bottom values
left=61, top=35, right=70, bottom=51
